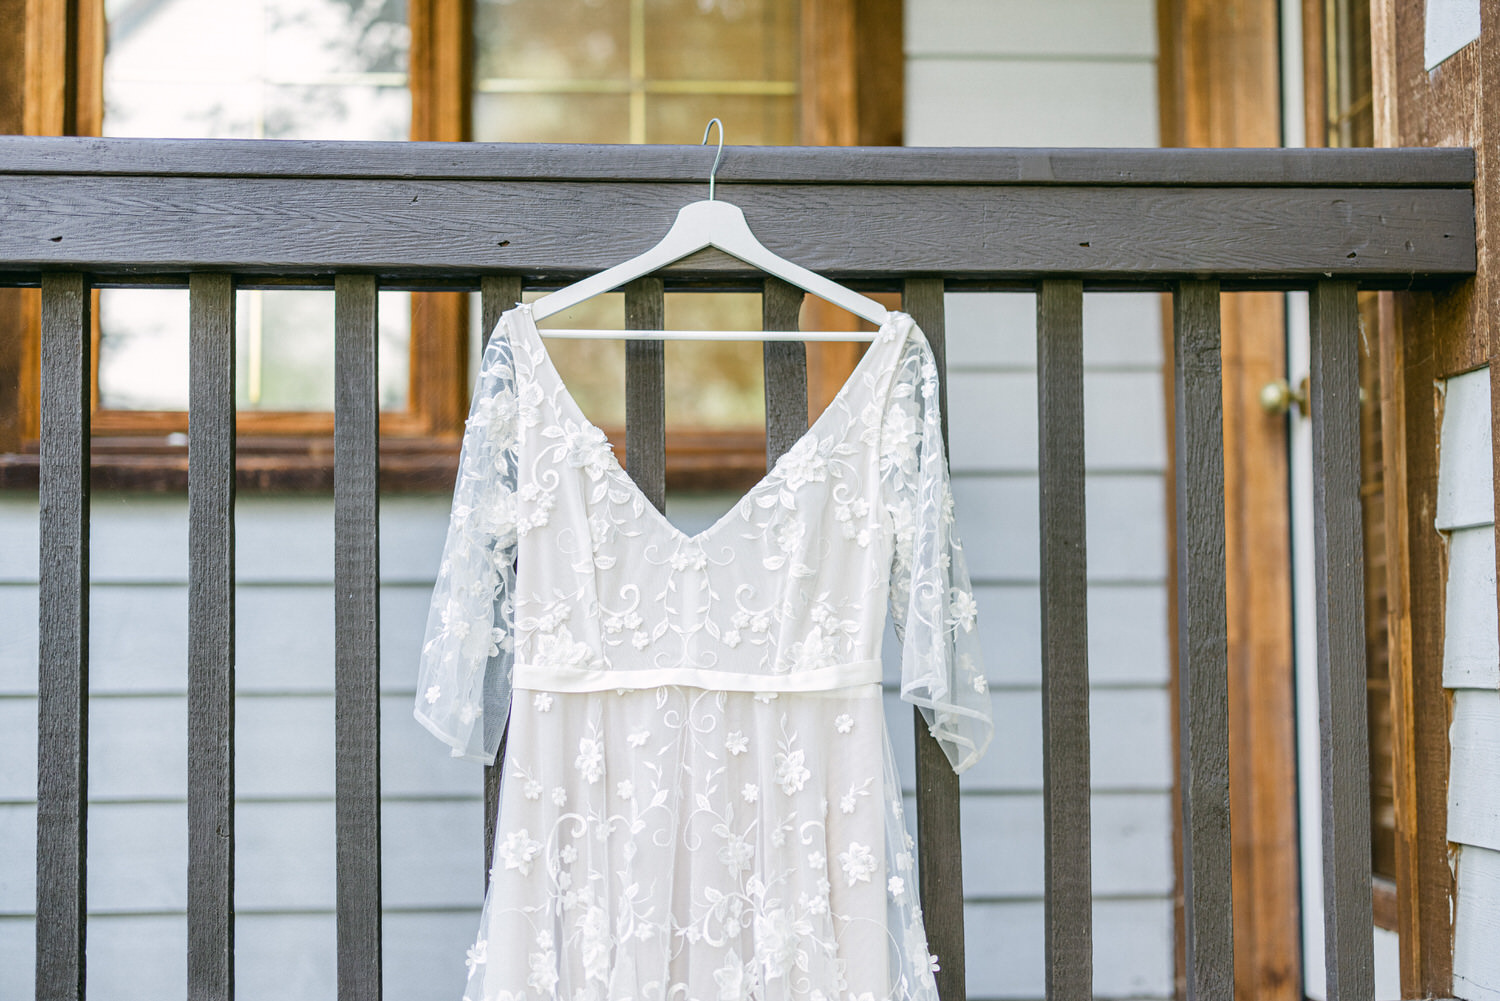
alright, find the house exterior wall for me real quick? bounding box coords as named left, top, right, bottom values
left=1435, top=367, right=1500, bottom=1001
left=0, top=2, right=1176, bottom=998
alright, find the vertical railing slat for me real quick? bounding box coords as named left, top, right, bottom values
left=1036, top=279, right=1092, bottom=1001
left=480, top=275, right=523, bottom=885
left=1172, top=279, right=1233, bottom=1001
left=35, top=272, right=91, bottom=1001
left=1309, top=280, right=1375, bottom=1001
left=624, top=278, right=666, bottom=513
left=334, top=274, right=382, bottom=1001
left=187, top=273, right=237, bottom=1001
left=762, top=277, right=807, bottom=464
left=903, top=277, right=966, bottom=1001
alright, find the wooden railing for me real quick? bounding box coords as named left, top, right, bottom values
left=0, top=137, right=1477, bottom=1001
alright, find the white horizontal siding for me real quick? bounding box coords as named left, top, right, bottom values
left=1444, top=525, right=1500, bottom=689
left=1450, top=690, right=1500, bottom=854
left=964, top=898, right=1174, bottom=999
left=906, top=0, right=1156, bottom=59
left=1436, top=367, right=1495, bottom=532
left=1438, top=367, right=1500, bottom=1001
left=906, top=60, right=1160, bottom=149
left=1455, top=845, right=1500, bottom=1001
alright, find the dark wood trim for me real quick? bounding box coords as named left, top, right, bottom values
left=1310, top=279, right=1376, bottom=1001
left=624, top=278, right=667, bottom=513
left=903, top=277, right=966, bottom=1001
left=185, top=272, right=236, bottom=998
left=332, top=274, right=382, bottom=1001
left=34, top=272, right=91, bottom=1001
left=1037, top=279, right=1094, bottom=999
left=1172, top=279, right=1233, bottom=1001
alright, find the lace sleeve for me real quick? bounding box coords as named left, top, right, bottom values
left=883, top=326, right=994, bottom=774
left=413, top=324, right=519, bottom=764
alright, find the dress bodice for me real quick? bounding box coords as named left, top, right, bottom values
left=416, top=305, right=991, bottom=773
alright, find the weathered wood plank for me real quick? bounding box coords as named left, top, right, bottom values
left=902, top=277, right=965, bottom=1001
left=35, top=271, right=90, bottom=1001
left=481, top=275, right=523, bottom=349
left=333, top=274, right=382, bottom=1001
left=0, top=177, right=1474, bottom=284
left=1309, top=280, right=1375, bottom=1001
left=186, top=272, right=236, bottom=1001
left=1380, top=285, right=1455, bottom=997
left=1171, top=279, right=1233, bottom=1001
left=479, top=274, right=522, bottom=885
left=0, top=136, right=1473, bottom=186
left=762, top=277, right=807, bottom=465
left=1036, top=279, right=1093, bottom=1000
left=624, top=277, right=666, bottom=514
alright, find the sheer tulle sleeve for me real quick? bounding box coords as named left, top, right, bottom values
left=413, top=324, right=519, bottom=764
left=882, top=325, right=994, bottom=774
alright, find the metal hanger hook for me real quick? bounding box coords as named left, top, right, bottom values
left=701, top=118, right=724, bottom=201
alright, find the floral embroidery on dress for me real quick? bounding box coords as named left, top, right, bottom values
left=415, top=305, right=993, bottom=1001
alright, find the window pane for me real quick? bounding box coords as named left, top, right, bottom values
left=103, top=0, right=409, bottom=140
left=236, top=290, right=410, bottom=412
left=645, top=0, right=797, bottom=82
left=97, top=289, right=410, bottom=412
left=528, top=293, right=628, bottom=428
left=99, top=0, right=411, bottom=416
left=645, top=93, right=797, bottom=145
left=473, top=93, right=632, bottom=143
left=664, top=294, right=765, bottom=428
left=98, top=290, right=190, bottom=410
left=475, top=0, right=630, bottom=81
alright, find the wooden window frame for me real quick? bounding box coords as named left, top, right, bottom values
left=0, top=0, right=902, bottom=491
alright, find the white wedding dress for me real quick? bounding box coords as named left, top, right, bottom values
left=415, top=303, right=993, bottom=1001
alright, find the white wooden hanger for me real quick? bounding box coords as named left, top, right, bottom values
left=527, top=120, right=890, bottom=341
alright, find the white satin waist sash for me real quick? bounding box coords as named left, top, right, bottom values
left=512, top=658, right=884, bottom=694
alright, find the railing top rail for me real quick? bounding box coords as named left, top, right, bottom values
left=0, top=136, right=1475, bottom=187
left=0, top=137, right=1478, bottom=287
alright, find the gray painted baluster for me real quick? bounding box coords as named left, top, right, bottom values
left=35, top=272, right=90, bottom=1001
left=624, top=277, right=666, bottom=513
left=1309, top=280, right=1375, bottom=1001
left=334, top=274, right=382, bottom=1001
left=481, top=275, right=523, bottom=885
left=762, top=277, right=807, bottom=464
left=1036, top=279, right=1092, bottom=1001
left=1171, top=280, right=1233, bottom=1001
left=187, top=273, right=237, bottom=1001
left=902, top=277, right=967, bottom=1001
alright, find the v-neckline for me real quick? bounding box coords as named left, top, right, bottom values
left=505, top=303, right=910, bottom=546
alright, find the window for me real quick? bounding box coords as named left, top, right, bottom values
left=1, top=0, right=901, bottom=487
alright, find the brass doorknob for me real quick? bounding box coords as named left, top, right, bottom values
left=1260, top=376, right=1309, bottom=417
